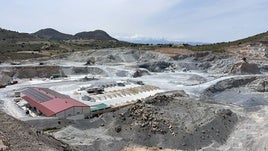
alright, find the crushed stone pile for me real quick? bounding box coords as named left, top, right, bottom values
left=55, top=91, right=238, bottom=151
left=0, top=111, right=72, bottom=151
left=110, top=94, right=238, bottom=150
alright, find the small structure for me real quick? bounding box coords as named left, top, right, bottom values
left=81, top=95, right=96, bottom=102
left=90, top=103, right=111, bottom=113
left=117, top=82, right=126, bottom=87
left=136, top=81, right=144, bottom=85
left=14, top=91, right=21, bottom=97
left=21, top=87, right=90, bottom=118
left=86, top=87, right=104, bottom=94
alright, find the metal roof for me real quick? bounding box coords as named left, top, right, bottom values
left=22, top=87, right=89, bottom=116
left=22, top=87, right=52, bottom=103
left=90, top=103, right=110, bottom=112
left=38, top=88, right=70, bottom=98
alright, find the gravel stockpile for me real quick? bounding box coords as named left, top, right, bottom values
left=0, top=111, right=73, bottom=151
left=54, top=91, right=238, bottom=151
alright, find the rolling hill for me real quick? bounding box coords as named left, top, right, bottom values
left=0, top=28, right=48, bottom=57
left=32, top=28, right=73, bottom=40
left=32, top=28, right=118, bottom=41
left=0, top=28, right=39, bottom=42
left=74, top=30, right=118, bottom=41
left=0, top=28, right=133, bottom=61
left=182, top=31, right=268, bottom=52
left=0, top=27, right=268, bottom=61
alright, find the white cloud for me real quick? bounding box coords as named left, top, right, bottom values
left=0, top=0, right=267, bottom=42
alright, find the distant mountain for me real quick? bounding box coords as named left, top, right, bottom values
left=119, top=37, right=207, bottom=45
left=32, top=28, right=73, bottom=40
left=32, top=28, right=117, bottom=41
left=74, top=30, right=117, bottom=41
left=123, top=38, right=172, bottom=44
left=0, top=28, right=39, bottom=41
left=0, top=27, right=126, bottom=61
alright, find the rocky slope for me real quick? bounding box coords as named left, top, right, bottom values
left=0, top=111, right=73, bottom=151
left=75, top=30, right=117, bottom=41
left=54, top=91, right=238, bottom=151
left=32, top=28, right=74, bottom=40
left=0, top=28, right=38, bottom=42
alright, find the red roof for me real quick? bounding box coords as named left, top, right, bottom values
left=22, top=87, right=89, bottom=117
left=41, top=98, right=88, bottom=116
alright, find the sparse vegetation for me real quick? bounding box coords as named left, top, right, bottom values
left=181, top=43, right=226, bottom=52
left=180, top=31, right=268, bottom=52
left=1, top=28, right=268, bottom=61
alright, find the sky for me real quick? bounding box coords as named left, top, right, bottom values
left=0, top=0, right=268, bottom=43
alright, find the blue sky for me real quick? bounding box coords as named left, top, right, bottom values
left=0, top=0, right=268, bottom=42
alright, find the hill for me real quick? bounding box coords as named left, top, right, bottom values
left=0, top=28, right=48, bottom=59
left=1, top=27, right=267, bottom=61
left=0, top=28, right=39, bottom=42
left=182, top=31, right=268, bottom=52
left=0, top=28, right=137, bottom=61
left=74, top=30, right=118, bottom=41
left=32, top=28, right=118, bottom=41
left=32, top=28, right=74, bottom=40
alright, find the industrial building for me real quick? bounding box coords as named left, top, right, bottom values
left=21, top=87, right=90, bottom=118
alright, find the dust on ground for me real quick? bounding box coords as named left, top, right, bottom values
left=122, top=146, right=182, bottom=151
left=0, top=110, right=73, bottom=151
left=54, top=91, right=238, bottom=151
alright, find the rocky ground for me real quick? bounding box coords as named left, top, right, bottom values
left=53, top=91, right=238, bottom=151
left=0, top=110, right=73, bottom=151
left=122, top=146, right=182, bottom=151
left=1, top=47, right=268, bottom=151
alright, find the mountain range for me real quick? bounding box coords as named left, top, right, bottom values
left=1, top=27, right=268, bottom=60
left=0, top=27, right=117, bottom=42
left=32, top=28, right=118, bottom=41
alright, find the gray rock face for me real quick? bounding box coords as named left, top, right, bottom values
left=202, top=76, right=268, bottom=107
left=11, top=66, right=66, bottom=78
left=259, top=64, right=268, bottom=72
left=248, top=78, right=268, bottom=92
left=0, top=74, right=12, bottom=85
left=186, top=74, right=207, bottom=85
left=85, top=57, right=96, bottom=65
left=139, top=61, right=175, bottom=72
left=203, top=76, right=257, bottom=96
left=229, top=61, right=261, bottom=74
left=133, top=69, right=150, bottom=78
left=72, top=67, right=106, bottom=76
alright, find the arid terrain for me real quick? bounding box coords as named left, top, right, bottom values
left=1, top=28, right=268, bottom=151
